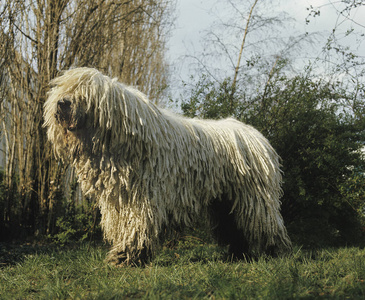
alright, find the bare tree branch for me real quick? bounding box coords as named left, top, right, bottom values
left=232, top=0, right=259, bottom=91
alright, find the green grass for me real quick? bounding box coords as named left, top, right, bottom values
left=0, top=242, right=364, bottom=299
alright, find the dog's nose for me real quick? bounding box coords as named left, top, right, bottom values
left=57, top=99, right=72, bottom=117
left=57, top=99, right=72, bottom=109
left=56, top=98, right=72, bottom=125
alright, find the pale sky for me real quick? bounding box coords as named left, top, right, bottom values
left=167, top=0, right=365, bottom=97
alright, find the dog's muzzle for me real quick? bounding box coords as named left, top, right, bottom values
left=56, top=98, right=77, bottom=131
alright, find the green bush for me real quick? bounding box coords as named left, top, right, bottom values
left=48, top=198, right=102, bottom=245
left=244, top=76, right=365, bottom=247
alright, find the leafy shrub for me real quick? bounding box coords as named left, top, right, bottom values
left=48, top=198, right=102, bottom=245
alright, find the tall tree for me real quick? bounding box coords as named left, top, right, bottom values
left=177, top=0, right=311, bottom=115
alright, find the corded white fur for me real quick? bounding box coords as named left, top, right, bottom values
left=44, top=67, right=291, bottom=264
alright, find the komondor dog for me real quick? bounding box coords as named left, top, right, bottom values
left=44, top=67, right=292, bottom=265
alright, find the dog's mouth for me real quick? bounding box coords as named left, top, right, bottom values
left=56, top=98, right=81, bottom=131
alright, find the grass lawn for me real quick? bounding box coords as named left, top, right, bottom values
left=0, top=241, right=364, bottom=299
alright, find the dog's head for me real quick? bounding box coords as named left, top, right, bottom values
left=55, top=95, right=86, bottom=132
left=43, top=68, right=103, bottom=159
left=44, top=67, right=152, bottom=159
left=44, top=68, right=100, bottom=135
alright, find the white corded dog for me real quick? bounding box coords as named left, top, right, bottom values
left=44, top=68, right=292, bottom=265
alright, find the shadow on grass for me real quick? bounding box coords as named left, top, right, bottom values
left=0, top=237, right=225, bottom=269
left=0, top=241, right=107, bottom=267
